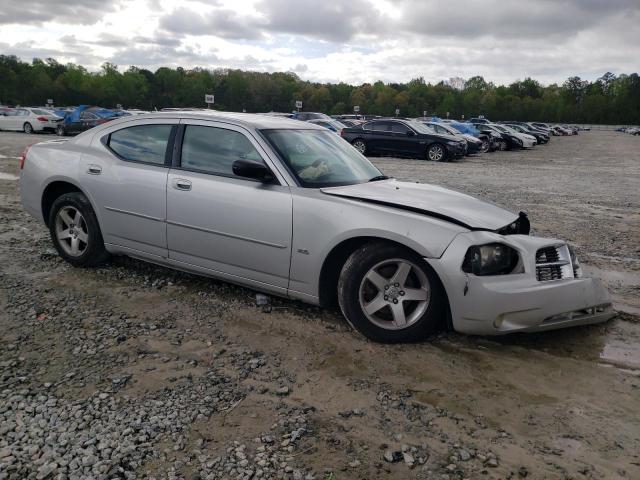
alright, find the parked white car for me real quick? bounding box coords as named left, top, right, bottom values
left=0, top=107, right=63, bottom=133
left=493, top=124, right=537, bottom=148
left=19, top=111, right=613, bottom=342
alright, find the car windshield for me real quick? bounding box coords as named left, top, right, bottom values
left=492, top=125, right=508, bottom=133
left=500, top=125, right=519, bottom=134
left=404, top=120, right=433, bottom=135
left=261, top=129, right=383, bottom=188
left=431, top=123, right=457, bottom=135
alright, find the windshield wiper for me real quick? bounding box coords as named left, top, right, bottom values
left=368, top=175, right=391, bottom=182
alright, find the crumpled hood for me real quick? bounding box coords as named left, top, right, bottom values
left=321, top=179, right=518, bottom=230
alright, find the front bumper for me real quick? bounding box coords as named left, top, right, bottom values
left=447, top=142, right=467, bottom=158
left=427, top=231, right=614, bottom=335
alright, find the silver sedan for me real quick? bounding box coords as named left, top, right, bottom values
left=19, top=111, right=613, bottom=342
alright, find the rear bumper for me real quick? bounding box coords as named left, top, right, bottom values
left=427, top=231, right=614, bottom=335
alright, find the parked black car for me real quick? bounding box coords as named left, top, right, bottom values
left=291, top=112, right=331, bottom=121
left=422, top=121, right=485, bottom=154
left=474, top=124, right=522, bottom=150
left=56, top=108, right=115, bottom=136
left=341, top=118, right=467, bottom=161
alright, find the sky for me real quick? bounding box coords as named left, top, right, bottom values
left=0, top=0, right=638, bottom=86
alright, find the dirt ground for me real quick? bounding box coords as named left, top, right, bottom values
left=0, top=130, right=639, bottom=480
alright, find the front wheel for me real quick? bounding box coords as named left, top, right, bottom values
left=351, top=139, right=367, bottom=155
left=497, top=139, right=507, bottom=151
left=48, top=192, right=109, bottom=267
left=56, top=125, right=66, bottom=136
left=426, top=143, right=446, bottom=162
left=479, top=139, right=490, bottom=153
left=337, top=242, right=446, bottom=343
left=23, top=123, right=33, bottom=134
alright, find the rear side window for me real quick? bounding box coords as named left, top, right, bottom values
left=391, top=123, right=410, bottom=134
left=180, top=125, right=263, bottom=177
left=108, top=125, right=174, bottom=165
left=371, top=122, right=389, bottom=132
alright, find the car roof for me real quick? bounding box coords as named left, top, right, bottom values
left=106, top=110, right=325, bottom=131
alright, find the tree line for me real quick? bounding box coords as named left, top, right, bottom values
left=1, top=55, right=639, bottom=124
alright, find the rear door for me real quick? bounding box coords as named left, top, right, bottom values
left=389, top=121, right=421, bottom=154
left=366, top=121, right=393, bottom=153
left=81, top=120, right=177, bottom=258
left=166, top=120, right=293, bottom=291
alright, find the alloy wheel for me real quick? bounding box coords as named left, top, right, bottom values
left=55, top=206, right=89, bottom=257
left=428, top=145, right=444, bottom=161
left=352, top=140, right=366, bottom=154
left=24, top=123, right=33, bottom=134
left=358, top=258, right=430, bottom=330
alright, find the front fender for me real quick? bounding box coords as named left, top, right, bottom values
left=287, top=190, right=466, bottom=299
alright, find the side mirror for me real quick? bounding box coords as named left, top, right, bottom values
left=232, top=159, right=274, bottom=182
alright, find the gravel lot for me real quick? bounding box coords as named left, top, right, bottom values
left=0, top=130, right=639, bottom=480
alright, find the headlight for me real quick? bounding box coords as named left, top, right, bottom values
left=568, top=245, right=582, bottom=278
left=512, top=136, right=523, bottom=145
left=461, top=243, right=522, bottom=276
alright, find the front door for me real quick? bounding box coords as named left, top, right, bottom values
left=166, top=121, right=292, bottom=291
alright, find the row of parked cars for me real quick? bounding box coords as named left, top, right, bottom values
left=0, top=105, right=140, bottom=136
left=0, top=105, right=584, bottom=162
left=616, top=126, right=640, bottom=135
left=281, top=112, right=579, bottom=162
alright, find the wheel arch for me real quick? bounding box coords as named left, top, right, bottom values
left=318, top=235, right=452, bottom=327
left=41, top=180, right=95, bottom=227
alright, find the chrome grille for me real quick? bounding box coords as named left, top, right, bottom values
left=536, top=245, right=572, bottom=281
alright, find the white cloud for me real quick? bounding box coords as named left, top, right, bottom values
left=0, top=0, right=638, bottom=85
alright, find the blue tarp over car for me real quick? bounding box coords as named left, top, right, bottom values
left=59, top=105, right=128, bottom=125
left=430, top=116, right=481, bottom=137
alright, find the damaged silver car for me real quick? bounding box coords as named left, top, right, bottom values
left=19, top=111, right=613, bottom=342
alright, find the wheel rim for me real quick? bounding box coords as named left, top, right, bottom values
left=25, top=123, right=32, bottom=134
left=358, top=258, right=431, bottom=330
left=428, top=145, right=444, bottom=161
left=353, top=140, right=366, bottom=154
left=55, top=206, right=89, bottom=257
left=499, top=141, right=506, bottom=151
left=57, top=126, right=64, bottom=136
left=481, top=140, right=489, bottom=152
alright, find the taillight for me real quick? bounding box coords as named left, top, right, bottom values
left=339, top=129, right=345, bottom=137
left=37, top=116, right=48, bottom=122
left=20, top=145, right=32, bottom=170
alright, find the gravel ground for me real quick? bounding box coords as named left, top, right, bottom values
left=0, top=130, right=639, bottom=480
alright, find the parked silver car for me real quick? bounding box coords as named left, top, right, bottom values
left=19, top=111, right=613, bottom=342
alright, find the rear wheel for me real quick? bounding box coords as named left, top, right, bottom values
left=338, top=242, right=446, bottom=343
left=48, top=192, right=109, bottom=267
left=23, top=122, right=33, bottom=134
left=351, top=139, right=367, bottom=155
left=497, top=139, right=507, bottom=151
left=56, top=125, right=66, bottom=136
left=426, top=143, right=446, bottom=162
left=479, top=139, right=490, bottom=153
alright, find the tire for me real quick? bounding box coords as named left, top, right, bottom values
left=351, top=139, right=367, bottom=155
left=23, top=122, right=33, bottom=134
left=56, top=125, right=66, bottom=136
left=48, top=192, right=109, bottom=267
left=497, top=139, right=507, bottom=151
left=337, top=242, right=447, bottom=343
left=426, top=143, right=446, bottom=162
left=479, top=139, right=490, bottom=153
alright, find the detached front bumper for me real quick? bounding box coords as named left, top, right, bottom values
left=428, top=231, right=614, bottom=335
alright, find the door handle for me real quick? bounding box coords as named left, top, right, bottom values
left=172, top=178, right=192, bottom=191
left=87, top=164, right=102, bottom=175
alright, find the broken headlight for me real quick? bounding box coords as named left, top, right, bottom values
left=461, top=243, right=522, bottom=276
left=568, top=244, right=582, bottom=278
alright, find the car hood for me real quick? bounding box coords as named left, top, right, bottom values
left=321, top=179, right=518, bottom=230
